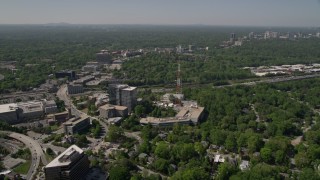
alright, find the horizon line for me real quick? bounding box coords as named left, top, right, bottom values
left=0, top=23, right=319, bottom=29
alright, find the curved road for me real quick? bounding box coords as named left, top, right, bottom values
left=57, top=84, right=143, bottom=144
left=1, top=131, right=47, bottom=180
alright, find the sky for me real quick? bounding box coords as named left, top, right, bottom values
left=0, top=0, right=320, bottom=27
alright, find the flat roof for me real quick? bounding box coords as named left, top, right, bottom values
left=0, top=103, right=18, bottom=113
left=99, top=104, right=127, bottom=111
left=140, top=106, right=204, bottom=125
left=122, top=87, right=137, bottom=91
left=176, top=107, right=204, bottom=120
left=140, top=117, right=190, bottom=124
left=17, top=101, right=43, bottom=113
left=46, top=145, right=83, bottom=168
left=64, top=115, right=89, bottom=126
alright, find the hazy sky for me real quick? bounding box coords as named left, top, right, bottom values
left=0, top=0, right=320, bottom=26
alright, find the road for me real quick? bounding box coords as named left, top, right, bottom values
left=124, top=132, right=143, bottom=144
left=215, top=73, right=320, bottom=88
left=1, top=131, right=48, bottom=180
left=57, top=84, right=143, bottom=145
left=137, top=165, right=168, bottom=179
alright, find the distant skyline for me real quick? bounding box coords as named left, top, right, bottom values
left=0, top=0, right=320, bottom=27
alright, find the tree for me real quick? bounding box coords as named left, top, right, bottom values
left=225, top=134, right=237, bottom=152
left=109, top=166, right=131, bottom=180
left=274, top=150, right=285, bottom=165
left=171, top=167, right=210, bottom=180
left=294, top=152, right=310, bottom=168
left=194, top=142, right=206, bottom=156
left=260, top=147, right=272, bottom=163
left=298, top=168, right=320, bottom=180
left=106, top=125, right=124, bottom=142
left=46, top=148, right=54, bottom=156
left=154, top=141, right=170, bottom=159
left=134, top=105, right=146, bottom=117
left=153, top=158, right=169, bottom=174
left=216, top=162, right=238, bottom=180
left=247, top=135, right=263, bottom=153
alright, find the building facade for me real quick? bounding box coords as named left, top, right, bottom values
left=44, top=145, right=90, bottom=180
left=108, top=84, right=137, bottom=113
left=99, top=104, right=128, bottom=119
left=55, top=70, right=76, bottom=80
left=67, top=84, right=84, bottom=95
left=0, top=103, right=19, bottom=124
left=63, top=116, right=90, bottom=135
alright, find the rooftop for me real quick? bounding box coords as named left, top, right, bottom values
left=0, top=103, right=18, bottom=113
left=17, top=101, right=43, bottom=113
left=140, top=117, right=190, bottom=124
left=99, top=104, right=127, bottom=111
left=122, top=87, right=137, bottom=91
left=64, top=115, right=89, bottom=126
left=46, top=145, right=83, bottom=168
left=140, top=106, right=204, bottom=125
left=43, top=100, right=56, bottom=107
left=176, top=106, right=204, bottom=120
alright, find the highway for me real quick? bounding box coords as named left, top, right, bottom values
left=1, top=131, right=48, bottom=180
left=214, top=73, right=320, bottom=88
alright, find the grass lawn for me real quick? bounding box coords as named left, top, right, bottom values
left=13, top=160, right=31, bottom=174
left=45, top=153, right=55, bottom=162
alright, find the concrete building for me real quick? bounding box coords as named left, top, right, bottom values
left=43, top=100, right=58, bottom=114
left=121, top=87, right=137, bottom=113
left=230, top=33, right=236, bottom=43
left=44, top=145, right=90, bottom=180
left=317, top=32, right=320, bottom=38
left=108, top=84, right=137, bottom=113
left=234, top=41, right=243, bottom=46
left=176, top=45, right=183, bottom=54
left=55, top=70, right=76, bottom=80
left=67, top=84, right=84, bottom=95
left=0, top=103, right=19, bottom=124
left=248, top=32, right=255, bottom=39
left=264, top=31, right=279, bottom=39
left=73, top=76, right=95, bottom=85
left=96, top=51, right=112, bottom=64
left=99, top=104, right=128, bottom=119
left=140, top=106, right=204, bottom=126
left=82, top=65, right=98, bottom=72
left=188, top=45, right=195, bottom=52
left=63, top=116, right=90, bottom=135
left=51, top=110, right=71, bottom=123
left=17, top=101, right=44, bottom=120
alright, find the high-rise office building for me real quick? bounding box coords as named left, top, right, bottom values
left=108, top=84, right=137, bottom=113
left=230, top=33, right=236, bottom=43
left=44, top=145, right=90, bottom=180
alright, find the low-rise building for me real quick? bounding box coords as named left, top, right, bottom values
left=63, top=116, right=90, bottom=135
left=0, top=103, right=19, bottom=124
left=82, top=65, right=98, bottom=72
left=17, top=101, right=44, bottom=120
left=51, top=110, right=71, bottom=123
left=73, top=76, right=95, bottom=85
left=239, top=160, right=250, bottom=171
left=43, top=100, right=58, bottom=114
left=99, top=104, right=128, bottom=119
left=44, top=145, right=90, bottom=180
left=55, top=70, right=76, bottom=80
left=140, top=106, right=204, bottom=126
